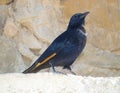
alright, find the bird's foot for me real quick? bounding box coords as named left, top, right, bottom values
left=63, top=66, right=76, bottom=75
left=53, top=71, right=66, bottom=75
left=70, top=71, right=76, bottom=75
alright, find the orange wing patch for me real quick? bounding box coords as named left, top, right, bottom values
left=32, top=53, right=57, bottom=71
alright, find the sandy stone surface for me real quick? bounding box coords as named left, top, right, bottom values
left=0, top=73, right=120, bottom=93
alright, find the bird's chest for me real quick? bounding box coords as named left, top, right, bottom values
left=68, top=32, right=86, bottom=46
left=65, top=33, right=86, bottom=55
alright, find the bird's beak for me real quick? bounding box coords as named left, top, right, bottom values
left=81, top=11, right=90, bottom=18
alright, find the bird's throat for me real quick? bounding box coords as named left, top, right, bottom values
left=78, top=29, right=88, bottom=36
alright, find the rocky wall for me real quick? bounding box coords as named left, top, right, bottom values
left=0, top=0, right=120, bottom=76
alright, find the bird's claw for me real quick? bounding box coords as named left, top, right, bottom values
left=53, top=71, right=66, bottom=75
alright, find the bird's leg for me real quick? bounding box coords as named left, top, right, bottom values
left=69, top=70, right=76, bottom=75
left=49, top=62, right=66, bottom=74
left=49, top=62, right=56, bottom=72
left=64, top=66, right=76, bottom=75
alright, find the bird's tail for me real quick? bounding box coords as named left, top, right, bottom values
left=23, top=53, right=56, bottom=73
left=23, top=61, right=50, bottom=74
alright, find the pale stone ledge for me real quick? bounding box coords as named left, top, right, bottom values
left=0, top=73, right=120, bottom=93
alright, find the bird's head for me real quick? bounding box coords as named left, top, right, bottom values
left=68, top=12, right=89, bottom=29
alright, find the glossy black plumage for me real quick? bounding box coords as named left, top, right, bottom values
left=23, top=12, right=89, bottom=74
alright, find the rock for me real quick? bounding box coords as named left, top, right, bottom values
left=0, top=36, right=25, bottom=73
left=18, top=29, right=42, bottom=50
left=0, top=0, right=120, bottom=77
left=0, top=0, right=13, bottom=5
left=3, top=18, right=18, bottom=37
left=61, top=0, right=120, bottom=55
left=14, top=0, right=64, bottom=43
left=72, top=44, right=120, bottom=77
left=6, top=0, right=64, bottom=65
left=18, top=43, right=35, bottom=60
left=0, top=73, right=119, bottom=93
left=0, top=5, right=8, bottom=35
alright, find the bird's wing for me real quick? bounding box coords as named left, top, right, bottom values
left=23, top=31, right=69, bottom=73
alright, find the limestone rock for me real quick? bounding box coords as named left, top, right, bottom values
left=3, top=18, right=18, bottom=37
left=0, top=73, right=119, bottom=93
left=0, top=0, right=13, bottom=5
left=0, top=5, right=8, bottom=35
left=14, top=0, right=64, bottom=43
left=18, top=30, right=41, bottom=50
left=0, top=36, right=25, bottom=73
left=18, top=43, right=35, bottom=60
left=7, top=0, right=64, bottom=65
left=0, top=0, right=120, bottom=77
left=61, top=0, right=120, bottom=55
left=72, top=44, right=120, bottom=77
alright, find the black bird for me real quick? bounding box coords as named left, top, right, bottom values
left=23, top=12, right=89, bottom=74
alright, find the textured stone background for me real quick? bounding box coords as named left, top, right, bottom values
left=0, top=0, right=120, bottom=76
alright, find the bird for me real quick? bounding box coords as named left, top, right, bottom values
left=23, top=11, right=89, bottom=74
